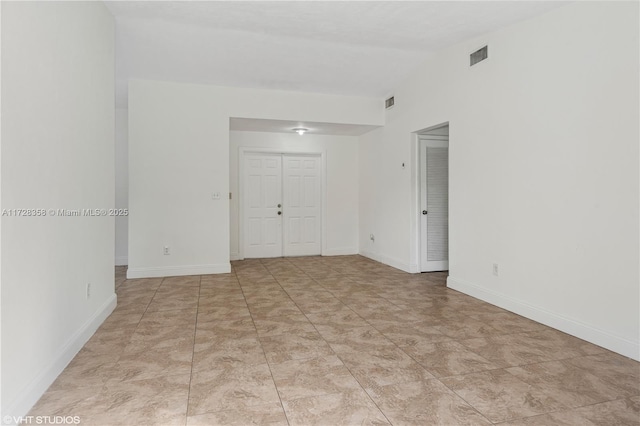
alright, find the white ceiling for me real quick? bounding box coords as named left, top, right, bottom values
left=230, top=117, right=380, bottom=136
left=106, top=1, right=567, bottom=112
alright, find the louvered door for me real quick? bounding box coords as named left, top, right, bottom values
left=420, top=136, right=449, bottom=271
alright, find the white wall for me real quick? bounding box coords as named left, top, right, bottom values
left=1, top=1, right=115, bottom=418
left=230, top=131, right=360, bottom=259
left=115, top=108, right=128, bottom=265
left=359, top=2, right=639, bottom=359
left=128, top=79, right=383, bottom=278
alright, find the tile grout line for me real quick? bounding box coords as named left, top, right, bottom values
left=109, top=276, right=165, bottom=373
left=286, top=261, right=506, bottom=424
left=184, top=274, right=203, bottom=425
left=241, top=259, right=292, bottom=426
left=32, top=260, right=638, bottom=425
left=280, top=261, right=396, bottom=425
left=330, top=282, right=486, bottom=424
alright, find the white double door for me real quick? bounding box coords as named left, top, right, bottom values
left=243, top=153, right=321, bottom=258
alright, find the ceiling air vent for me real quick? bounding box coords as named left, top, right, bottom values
left=470, top=45, right=488, bottom=66
left=385, top=96, right=395, bottom=109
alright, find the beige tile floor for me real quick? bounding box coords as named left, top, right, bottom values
left=29, top=256, right=639, bottom=425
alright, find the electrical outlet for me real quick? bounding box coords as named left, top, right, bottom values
left=493, top=263, right=499, bottom=276
left=164, top=246, right=170, bottom=255
left=86, top=283, right=91, bottom=299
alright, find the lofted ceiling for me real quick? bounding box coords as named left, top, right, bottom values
left=106, top=1, right=567, bottom=111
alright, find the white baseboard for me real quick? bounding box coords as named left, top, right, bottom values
left=4, top=294, right=117, bottom=421
left=231, top=249, right=358, bottom=261
left=114, top=255, right=128, bottom=266
left=323, top=247, right=358, bottom=256
left=359, top=250, right=411, bottom=273
left=447, top=276, right=640, bottom=361
left=126, top=263, right=231, bottom=279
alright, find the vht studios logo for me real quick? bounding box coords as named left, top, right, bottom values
left=3, top=416, right=80, bottom=425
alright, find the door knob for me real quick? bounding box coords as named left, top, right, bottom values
left=422, top=210, right=428, bottom=215
left=277, top=204, right=282, bottom=208
left=278, top=211, right=282, bottom=215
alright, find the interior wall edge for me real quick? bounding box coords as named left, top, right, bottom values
left=126, top=263, right=231, bottom=279
left=447, top=276, right=640, bottom=361
left=359, top=250, right=412, bottom=273
left=322, top=248, right=359, bottom=256
left=3, top=295, right=117, bottom=419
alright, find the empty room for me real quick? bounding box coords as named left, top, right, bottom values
left=1, top=1, right=639, bottom=425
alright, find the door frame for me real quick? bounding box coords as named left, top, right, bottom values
left=238, top=147, right=326, bottom=260
left=410, top=122, right=450, bottom=273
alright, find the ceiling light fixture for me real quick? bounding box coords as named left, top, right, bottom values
left=293, top=128, right=308, bottom=136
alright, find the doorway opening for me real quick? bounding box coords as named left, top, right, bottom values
left=418, top=124, right=449, bottom=272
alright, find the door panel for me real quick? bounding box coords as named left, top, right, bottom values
left=304, top=217, right=316, bottom=242
left=289, top=176, right=301, bottom=207
left=304, top=176, right=316, bottom=206
left=420, top=137, right=449, bottom=271
left=243, top=154, right=282, bottom=258
left=283, top=155, right=321, bottom=256
left=426, top=146, right=448, bottom=262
